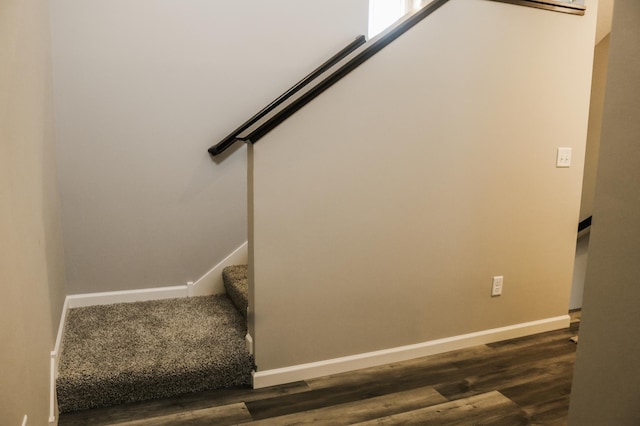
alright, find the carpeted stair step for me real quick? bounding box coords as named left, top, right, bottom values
left=56, top=294, right=253, bottom=413
left=223, top=264, right=248, bottom=318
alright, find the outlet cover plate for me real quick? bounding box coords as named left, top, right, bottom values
left=492, top=276, right=503, bottom=297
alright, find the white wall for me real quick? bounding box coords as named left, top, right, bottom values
left=50, top=0, right=369, bottom=294
left=568, top=1, right=640, bottom=423
left=251, top=0, right=597, bottom=371
left=0, top=0, right=67, bottom=422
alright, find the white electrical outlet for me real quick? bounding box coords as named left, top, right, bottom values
left=556, top=147, right=572, bottom=168
left=491, top=276, right=503, bottom=297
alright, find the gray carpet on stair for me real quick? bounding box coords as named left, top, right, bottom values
left=57, top=295, right=253, bottom=413
left=222, top=265, right=248, bottom=318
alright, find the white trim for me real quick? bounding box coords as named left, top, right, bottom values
left=66, top=285, right=188, bottom=309
left=246, top=333, right=254, bottom=356
left=252, top=315, right=569, bottom=389
left=52, top=296, right=69, bottom=359
left=191, top=242, right=248, bottom=297
left=48, top=353, right=56, bottom=423
left=63, top=241, right=248, bottom=308
left=49, top=295, right=70, bottom=424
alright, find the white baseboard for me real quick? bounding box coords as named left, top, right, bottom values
left=191, top=242, right=248, bottom=297
left=49, top=353, right=56, bottom=423
left=66, top=285, right=188, bottom=309
left=52, top=297, right=69, bottom=359
left=55, top=243, right=245, bottom=352
left=49, top=295, right=70, bottom=424
left=252, top=315, right=570, bottom=389
left=64, top=242, right=248, bottom=307
left=246, top=333, right=254, bottom=356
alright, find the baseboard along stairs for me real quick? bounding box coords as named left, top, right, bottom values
left=56, top=265, right=251, bottom=413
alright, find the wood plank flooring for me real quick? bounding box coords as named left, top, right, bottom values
left=59, top=314, right=579, bottom=425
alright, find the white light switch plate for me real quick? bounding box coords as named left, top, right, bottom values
left=557, top=147, right=572, bottom=168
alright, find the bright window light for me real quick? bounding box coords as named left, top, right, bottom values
left=368, top=0, right=422, bottom=38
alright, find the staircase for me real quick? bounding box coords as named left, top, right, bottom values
left=222, top=264, right=249, bottom=318
left=56, top=265, right=251, bottom=413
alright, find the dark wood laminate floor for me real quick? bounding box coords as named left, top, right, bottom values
left=59, top=313, right=580, bottom=425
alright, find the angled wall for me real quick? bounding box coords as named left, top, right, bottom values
left=569, top=0, right=640, bottom=423
left=579, top=34, right=610, bottom=223
left=0, top=0, right=67, bottom=422
left=250, top=0, right=597, bottom=374
left=50, top=0, right=368, bottom=294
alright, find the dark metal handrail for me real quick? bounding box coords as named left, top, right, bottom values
left=208, top=35, right=367, bottom=156
left=488, top=0, right=586, bottom=16
left=240, top=0, right=450, bottom=146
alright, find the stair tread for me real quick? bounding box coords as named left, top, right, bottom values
left=57, top=294, right=253, bottom=413
left=223, top=264, right=248, bottom=318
